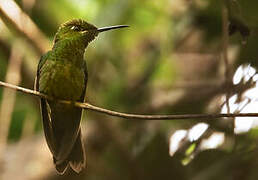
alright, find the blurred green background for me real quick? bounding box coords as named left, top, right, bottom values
left=1, top=0, right=258, bottom=179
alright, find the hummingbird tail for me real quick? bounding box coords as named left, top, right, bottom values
left=55, top=159, right=69, bottom=174
left=54, top=130, right=86, bottom=174
left=68, top=130, right=86, bottom=173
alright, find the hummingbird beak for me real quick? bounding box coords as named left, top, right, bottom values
left=97, top=25, right=129, bottom=33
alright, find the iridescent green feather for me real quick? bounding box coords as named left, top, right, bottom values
left=36, top=19, right=97, bottom=174
left=36, top=18, right=128, bottom=174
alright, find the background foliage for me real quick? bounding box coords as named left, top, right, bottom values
left=1, top=0, right=258, bottom=179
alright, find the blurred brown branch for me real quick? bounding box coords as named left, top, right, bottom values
left=0, top=0, right=50, bottom=55
left=0, top=80, right=258, bottom=120
left=222, top=0, right=231, bottom=115
left=0, top=42, right=23, bottom=175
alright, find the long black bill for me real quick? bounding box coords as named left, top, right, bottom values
left=97, top=25, right=129, bottom=33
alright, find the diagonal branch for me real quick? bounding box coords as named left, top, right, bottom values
left=0, top=0, right=50, bottom=55
left=0, top=43, right=23, bottom=175
left=0, top=80, right=258, bottom=120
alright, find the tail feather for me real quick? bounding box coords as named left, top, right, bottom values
left=54, top=159, right=69, bottom=175
left=69, top=131, right=86, bottom=173
left=54, top=131, right=86, bottom=174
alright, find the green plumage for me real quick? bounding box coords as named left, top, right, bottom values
left=36, top=19, right=98, bottom=174
left=36, top=19, right=128, bottom=174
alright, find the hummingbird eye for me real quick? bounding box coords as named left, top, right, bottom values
left=71, top=25, right=81, bottom=31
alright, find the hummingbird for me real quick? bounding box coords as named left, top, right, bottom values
left=35, top=19, right=128, bottom=174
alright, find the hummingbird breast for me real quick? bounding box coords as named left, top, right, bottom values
left=39, top=60, right=85, bottom=101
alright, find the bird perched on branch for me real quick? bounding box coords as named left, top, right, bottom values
left=35, top=19, right=128, bottom=174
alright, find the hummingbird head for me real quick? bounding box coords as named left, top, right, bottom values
left=54, top=19, right=129, bottom=46
left=54, top=19, right=98, bottom=44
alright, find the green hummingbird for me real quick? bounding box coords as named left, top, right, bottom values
left=35, top=19, right=128, bottom=174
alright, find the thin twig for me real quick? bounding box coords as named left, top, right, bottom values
left=0, top=81, right=258, bottom=120
left=222, top=0, right=231, bottom=114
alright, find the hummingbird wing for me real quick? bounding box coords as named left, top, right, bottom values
left=36, top=54, right=87, bottom=174
left=48, top=100, right=83, bottom=173
left=35, top=52, right=57, bottom=156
